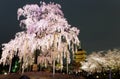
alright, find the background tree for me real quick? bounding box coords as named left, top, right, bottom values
left=81, top=49, right=120, bottom=73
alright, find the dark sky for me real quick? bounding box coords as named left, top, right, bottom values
left=0, top=0, right=120, bottom=53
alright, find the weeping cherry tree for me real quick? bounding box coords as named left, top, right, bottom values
left=0, top=2, right=80, bottom=74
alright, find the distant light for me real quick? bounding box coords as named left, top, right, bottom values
left=96, top=75, right=99, bottom=78
left=113, top=73, right=115, bottom=75
left=4, top=72, right=7, bottom=75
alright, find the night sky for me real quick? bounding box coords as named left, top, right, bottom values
left=0, top=0, right=120, bottom=53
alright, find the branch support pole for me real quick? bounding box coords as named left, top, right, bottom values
left=8, top=60, right=12, bottom=73
left=53, top=59, right=55, bottom=75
